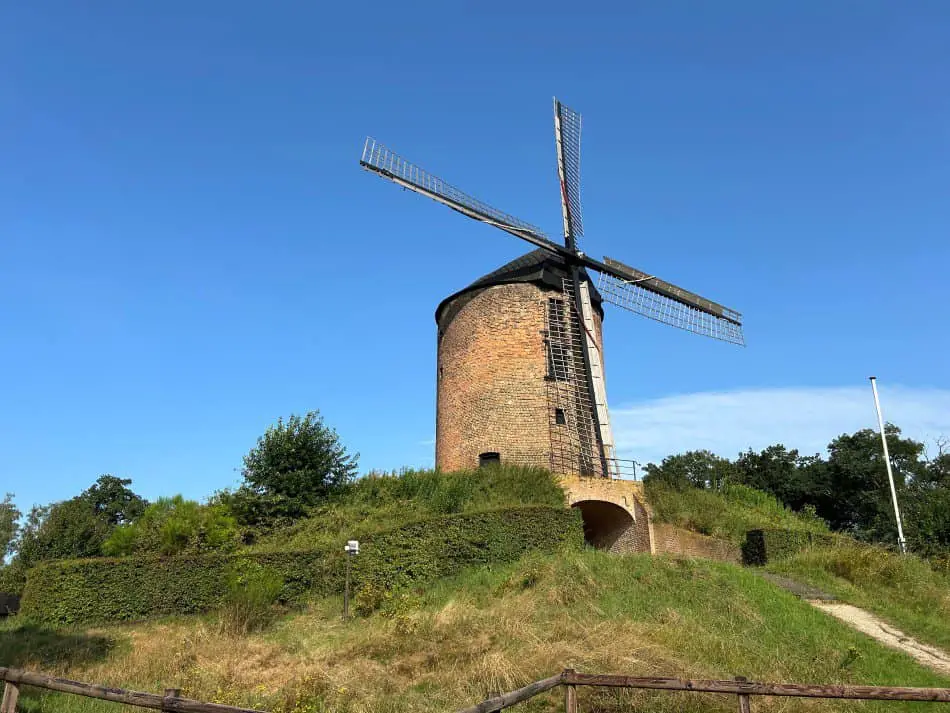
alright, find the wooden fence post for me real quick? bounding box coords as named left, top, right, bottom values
left=1, top=681, right=20, bottom=713
left=735, top=676, right=751, bottom=713
left=162, top=687, right=181, bottom=712
left=564, top=669, right=577, bottom=713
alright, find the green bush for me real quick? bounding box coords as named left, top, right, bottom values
left=0, top=561, right=27, bottom=597
left=247, top=465, right=566, bottom=553
left=645, top=481, right=829, bottom=545
left=217, top=560, right=285, bottom=635
left=742, top=528, right=843, bottom=565
left=103, top=496, right=239, bottom=556
left=21, top=506, right=581, bottom=625
left=20, top=549, right=334, bottom=625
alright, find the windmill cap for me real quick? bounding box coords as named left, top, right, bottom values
left=435, top=248, right=603, bottom=331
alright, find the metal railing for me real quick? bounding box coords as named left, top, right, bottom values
left=605, top=458, right=639, bottom=480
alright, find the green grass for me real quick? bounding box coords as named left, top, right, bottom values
left=247, top=465, right=565, bottom=553
left=769, top=542, right=950, bottom=652
left=644, top=481, right=830, bottom=545
left=3, top=550, right=949, bottom=713
left=6, top=473, right=949, bottom=712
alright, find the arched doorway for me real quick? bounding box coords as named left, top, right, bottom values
left=571, top=500, right=636, bottom=551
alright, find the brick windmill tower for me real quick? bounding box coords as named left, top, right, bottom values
left=360, top=100, right=745, bottom=478
left=434, top=249, right=607, bottom=475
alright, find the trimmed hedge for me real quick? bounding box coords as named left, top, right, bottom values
left=0, top=562, right=26, bottom=598
left=21, top=506, right=582, bottom=625
left=742, top=528, right=842, bottom=566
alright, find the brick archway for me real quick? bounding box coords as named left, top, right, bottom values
left=560, top=475, right=655, bottom=554
left=571, top=500, right=634, bottom=550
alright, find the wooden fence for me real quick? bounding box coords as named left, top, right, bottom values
left=0, top=667, right=266, bottom=713
left=461, top=669, right=950, bottom=713
left=4, top=665, right=950, bottom=713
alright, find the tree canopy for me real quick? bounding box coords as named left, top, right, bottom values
left=643, top=424, right=949, bottom=555
left=222, top=411, right=359, bottom=528
left=0, top=494, right=19, bottom=559
left=13, top=475, right=146, bottom=570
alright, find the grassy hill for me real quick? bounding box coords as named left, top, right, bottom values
left=645, top=479, right=950, bottom=656
left=3, top=549, right=949, bottom=713
left=644, top=480, right=830, bottom=545
left=4, top=471, right=950, bottom=713
left=770, top=543, right=950, bottom=652
left=245, top=466, right=565, bottom=553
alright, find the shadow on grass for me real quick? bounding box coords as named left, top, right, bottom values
left=0, top=622, right=115, bottom=669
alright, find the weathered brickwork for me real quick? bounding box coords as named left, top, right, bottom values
left=434, top=263, right=738, bottom=567
left=561, top=476, right=654, bottom=554
left=652, top=523, right=740, bottom=563
left=631, top=497, right=654, bottom=553
left=436, top=282, right=604, bottom=473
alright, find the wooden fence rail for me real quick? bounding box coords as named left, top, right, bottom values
left=561, top=670, right=950, bottom=705
left=0, top=667, right=267, bottom=713
left=5, top=665, right=950, bottom=713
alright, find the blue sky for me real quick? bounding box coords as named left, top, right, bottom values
left=2, top=2, right=948, bottom=514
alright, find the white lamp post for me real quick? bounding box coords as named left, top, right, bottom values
left=869, top=377, right=907, bottom=554
left=343, top=539, right=359, bottom=621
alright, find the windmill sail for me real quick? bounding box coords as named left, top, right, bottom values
left=597, top=257, right=745, bottom=345
left=554, top=99, right=616, bottom=476
left=361, top=99, right=747, bottom=481
left=360, top=138, right=564, bottom=255
left=554, top=100, right=584, bottom=245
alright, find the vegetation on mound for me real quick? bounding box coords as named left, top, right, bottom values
left=645, top=480, right=829, bottom=545
left=641, top=427, right=950, bottom=557
left=21, top=506, right=579, bottom=625
left=2, top=550, right=947, bottom=713
left=246, top=465, right=564, bottom=553
left=769, top=543, right=950, bottom=653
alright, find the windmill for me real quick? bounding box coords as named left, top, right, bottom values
left=359, top=99, right=744, bottom=479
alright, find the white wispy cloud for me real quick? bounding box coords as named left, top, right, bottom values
left=611, top=385, right=950, bottom=466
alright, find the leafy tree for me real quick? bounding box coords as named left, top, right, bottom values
left=104, top=495, right=239, bottom=556
left=232, top=411, right=358, bottom=525
left=735, top=445, right=803, bottom=507
left=643, top=450, right=737, bottom=491
left=83, top=475, right=147, bottom=526
left=896, top=438, right=950, bottom=556
left=0, top=494, right=20, bottom=559
left=13, top=475, right=147, bottom=568
left=641, top=425, right=950, bottom=556
left=819, top=425, right=926, bottom=542
left=16, top=500, right=109, bottom=566
left=904, top=485, right=950, bottom=557
left=920, top=438, right=950, bottom=486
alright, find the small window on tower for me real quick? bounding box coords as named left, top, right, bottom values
left=479, top=452, right=501, bottom=468
left=555, top=408, right=566, bottom=425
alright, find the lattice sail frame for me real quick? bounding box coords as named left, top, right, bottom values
left=544, top=279, right=605, bottom=478
left=360, top=135, right=746, bottom=350
left=360, top=138, right=562, bottom=249
left=597, top=271, right=745, bottom=345
left=554, top=100, right=584, bottom=243
left=360, top=99, right=747, bottom=478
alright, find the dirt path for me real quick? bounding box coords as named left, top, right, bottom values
left=756, top=571, right=950, bottom=675
left=810, top=601, right=950, bottom=676
left=759, top=572, right=837, bottom=601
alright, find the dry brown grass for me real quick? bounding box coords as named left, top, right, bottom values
left=5, top=551, right=950, bottom=713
